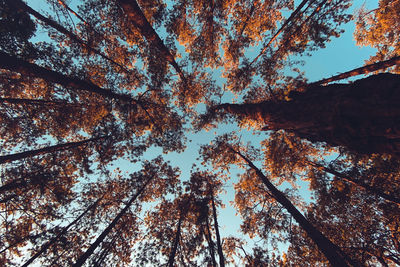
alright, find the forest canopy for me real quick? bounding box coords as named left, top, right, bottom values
left=1, top=0, right=400, bottom=266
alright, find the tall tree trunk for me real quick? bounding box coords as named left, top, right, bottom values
left=0, top=135, right=107, bottom=164
left=250, top=0, right=309, bottom=65
left=0, top=97, right=80, bottom=107
left=311, top=56, right=400, bottom=85
left=11, top=0, right=130, bottom=73
left=204, top=215, right=217, bottom=267
left=72, top=176, right=152, bottom=266
left=308, top=160, right=400, bottom=206
left=210, top=191, right=225, bottom=267
left=21, top=196, right=104, bottom=266
left=0, top=51, right=135, bottom=102
left=214, top=73, right=400, bottom=157
left=115, top=0, right=185, bottom=81
left=168, top=213, right=183, bottom=267
left=230, top=146, right=359, bottom=267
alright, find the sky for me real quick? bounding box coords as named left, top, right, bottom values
left=21, top=0, right=380, bottom=265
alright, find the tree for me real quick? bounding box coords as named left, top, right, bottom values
left=2, top=0, right=400, bottom=265
left=200, top=134, right=360, bottom=266
left=204, top=72, right=400, bottom=157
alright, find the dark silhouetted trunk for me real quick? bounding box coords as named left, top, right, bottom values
left=168, top=213, right=183, bottom=267
left=0, top=51, right=135, bottom=102
left=230, top=146, right=359, bottom=267
left=308, top=160, right=400, bottom=206
left=115, top=0, right=185, bottom=81
left=311, top=56, right=400, bottom=85
left=204, top=216, right=217, bottom=267
left=216, top=73, right=400, bottom=157
left=11, top=0, right=129, bottom=73
left=0, top=97, right=80, bottom=107
left=0, top=135, right=107, bottom=164
left=22, top=196, right=103, bottom=266
left=250, top=0, right=309, bottom=65
left=72, top=177, right=152, bottom=266
left=210, top=191, right=225, bottom=267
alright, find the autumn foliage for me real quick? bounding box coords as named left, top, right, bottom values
left=0, top=0, right=399, bottom=266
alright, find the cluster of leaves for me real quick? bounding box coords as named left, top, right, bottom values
left=0, top=0, right=399, bottom=266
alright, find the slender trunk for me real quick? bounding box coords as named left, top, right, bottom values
left=93, top=233, right=119, bottom=267
left=0, top=97, right=79, bottom=107
left=0, top=135, right=107, bottom=164
left=210, top=192, right=225, bottom=267
left=72, top=177, right=152, bottom=266
left=311, top=56, right=400, bottom=85
left=11, top=0, right=130, bottom=73
left=0, top=51, right=135, bottom=102
left=115, top=0, right=185, bottom=81
left=250, top=0, right=309, bottom=66
left=308, top=160, right=400, bottom=206
left=230, top=146, right=359, bottom=267
left=204, top=216, right=217, bottom=267
left=168, top=213, right=183, bottom=267
left=22, top=196, right=103, bottom=266
left=57, top=0, right=90, bottom=28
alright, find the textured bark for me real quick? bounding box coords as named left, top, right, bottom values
left=0, top=135, right=107, bottom=164
left=230, top=147, right=359, bottom=267
left=217, top=73, right=400, bottom=157
left=116, top=0, right=185, bottom=80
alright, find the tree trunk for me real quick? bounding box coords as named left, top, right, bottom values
left=0, top=51, right=135, bottom=102
left=230, top=147, right=359, bottom=267
left=0, top=97, right=80, bottom=107
left=210, top=191, right=225, bottom=267
left=21, top=196, right=103, bottom=266
left=115, top=0, right=185, bottom=81
left=72, top=177, right=152, bottom=266
left=168, top=213, right=183, bottom=267
left=308, top=160, right=400, bottom=206
left=204, top=215, right=217, bottom=267
left=0, top=135, right=107, bottom=164
left=217, top=73, right=400, bottom=157
left=311, top=56, right=400, bottom=85
left=11, top=0, right=130, bottom=73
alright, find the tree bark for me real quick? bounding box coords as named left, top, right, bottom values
left=72, top=177, right=152, bottom=266
left=230, top=146, right=359, bottom=267
left=11, top=0, right=130, bottom=73
left=115, top=0, right=185, bottom=81
left=0, top=135, right=107, bottom=164
left=215, top=73, right=400, bottom=157
left=0, top=51, right=135, bottom=103
left=21, top=196, right=103, bottom=266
